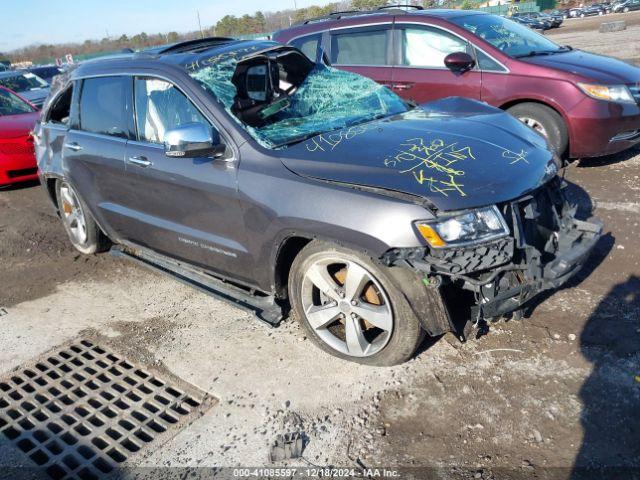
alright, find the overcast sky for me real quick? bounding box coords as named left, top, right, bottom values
left=2, top=0, right=334, bottom=52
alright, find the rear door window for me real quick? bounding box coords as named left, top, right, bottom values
left=330, top=27, right=390, bottom=65
left=79, top=76, right=128, bottom=138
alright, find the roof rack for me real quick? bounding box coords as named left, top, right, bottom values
left=301, top=4, right=423, bottom=25
left=151, top=37, right=236, bottom=55
left=377, top=4, right=424, bottom=10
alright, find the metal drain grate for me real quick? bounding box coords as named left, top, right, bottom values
left=0, top=339, right=213, bottom=479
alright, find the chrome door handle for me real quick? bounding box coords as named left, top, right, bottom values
left=64, top=142, right=82, bottom=151
left=127, top=156, right=153, bottom=167
left=392, top=83, right=414, bottom=91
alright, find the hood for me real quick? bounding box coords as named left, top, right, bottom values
left=520, top=50, right=640, bottom=84
left=18, top=88, right=50, bottom=105
left=0, top=111, right=39, bottom=139
left=279, top=97, right=557, bottom=212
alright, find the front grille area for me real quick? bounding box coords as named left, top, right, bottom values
left=7, top=167, right=37, bottom=178
left=0, top=339, right=214, bottom=480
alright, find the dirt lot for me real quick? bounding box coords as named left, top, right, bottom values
left=1, top=18, right=640, bottom=480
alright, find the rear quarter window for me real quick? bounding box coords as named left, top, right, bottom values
left=79, top=77, right=127, bottom=138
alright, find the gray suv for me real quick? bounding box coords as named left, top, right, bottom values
left=34, top=38, right=601, bottom=365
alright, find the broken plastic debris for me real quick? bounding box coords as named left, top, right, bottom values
left=269, top=432, right=304, bottom=462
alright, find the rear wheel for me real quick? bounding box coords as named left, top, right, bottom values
left=288, top=241, right=424, bottom=366
left=507, top=102, right=569, bottom=157
left=56, top=180, right=110, bottom=254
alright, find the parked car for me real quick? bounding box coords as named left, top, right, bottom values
left=613, top=0, right=640, bottom=12
left=538, top=12, right=564, bottom=27
left=512, top=15, right=552, bottom=30
left=0, top=86, right=39, bottom=186
left=513, top=12, right=561, bottom=28
left=274, top=8, right=640, bottom=158
left=568, top=7, right=585, bottom=17
left=34, top=38, right=601, bottom=365
left=0, top=71, right=50, bottom=108
left=553, top=8, right=572, bottom=18
left=579, top=4, right=606, bottom=16
left=27, top=65, right=65, bottom=84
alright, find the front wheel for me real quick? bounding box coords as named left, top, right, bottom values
left=56, top=180, right=110, bottom=254
left=288, top=241, right=424, bottom=366
left=507, top=102, right=569, bottom=157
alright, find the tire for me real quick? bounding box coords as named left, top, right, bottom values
left=288, top=240, right=425, bottom=366
left=56, top=180, right=110, bottom=254
left=507, top=102, right=569, bottom=157
left=624, top=7, right=629, bottom=12
left=580, top=13, right=585, bottom=17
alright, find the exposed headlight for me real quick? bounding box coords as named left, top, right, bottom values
left=416, top=206, right=509, bottom=248
left=577, top=83, right=636, bottom=104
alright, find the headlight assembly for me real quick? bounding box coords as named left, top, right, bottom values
left=577, top=83, right=636, bottom=105
left=416, top=206, right=509, bottom=249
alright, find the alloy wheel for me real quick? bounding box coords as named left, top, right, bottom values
left=60, top=183, right=88, bottom=245
left=518, top=116, right=549, bottom=138
left=300, top=256, right=393, bottom=358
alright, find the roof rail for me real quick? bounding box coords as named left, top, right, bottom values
left=377, top=4, right=424, bottom=10
left=301, top=5, right=424, bottom=25
left=153, top=37, right=236, bottom=54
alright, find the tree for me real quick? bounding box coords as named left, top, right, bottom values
left=460, top=0, right=474, bottom=9
left=167, top=31, right=180, bottom=43
left=351, top=0, right=388, bottom=10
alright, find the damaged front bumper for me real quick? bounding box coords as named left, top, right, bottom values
left=382, top=178, right=603, bottom=339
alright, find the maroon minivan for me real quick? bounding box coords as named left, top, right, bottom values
left=273, top=8, right=640, bottom=158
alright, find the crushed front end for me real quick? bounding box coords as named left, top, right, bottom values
left=382, top=177, right=602, bottom=340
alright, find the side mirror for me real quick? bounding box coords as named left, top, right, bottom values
left=444, top=52, right=476, bottom=73
left=164, top=123, right=225, bottom=159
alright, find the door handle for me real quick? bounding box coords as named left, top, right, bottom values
left=64, top=142, right=82, bottom=151
left=392, top=83, right=414, bottom=91
left=127, top=156, right=153, bottom=168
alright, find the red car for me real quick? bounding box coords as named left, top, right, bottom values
left=0, top=86, right=39, bottom=186
left=273, top=8, right=640, bottom=158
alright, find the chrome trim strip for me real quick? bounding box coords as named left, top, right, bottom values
left=285, top=20, right=509, bottom=74
left=72, top=72, right=238, bottom=161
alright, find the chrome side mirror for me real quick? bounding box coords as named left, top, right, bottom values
left=164, top=123, right=225, bottom=158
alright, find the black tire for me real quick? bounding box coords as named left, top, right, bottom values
left=288, top=240, right=425, bottom=366
left=55, top=180, right=110, bottom=254
left=507, top=102, right=569, bottom=157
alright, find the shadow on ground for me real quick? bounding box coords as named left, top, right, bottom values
left=572, top=275, right=640, bottom=479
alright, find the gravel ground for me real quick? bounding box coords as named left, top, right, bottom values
left=1, top=19, right=639, bottom=480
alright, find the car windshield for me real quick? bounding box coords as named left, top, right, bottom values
left=0, top=88, right=35, bottom=116
left=0, top=72, right=48, bottom=92
left=188, top=47, right=408, bottom=149
left=451, top=14, right=563, bottom=58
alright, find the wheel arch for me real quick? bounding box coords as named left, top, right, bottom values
left=272, top=235, right=314, bottom=299
left=499, top=98, right=571, bottom=155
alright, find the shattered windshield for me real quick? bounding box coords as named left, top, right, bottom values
left=188, top=48, right=408, bottom=148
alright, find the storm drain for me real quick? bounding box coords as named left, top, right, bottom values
left=0, top=339, right=215, bottom=479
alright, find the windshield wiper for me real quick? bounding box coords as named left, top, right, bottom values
left=271, top=131, right=326, bottom=149
left=514, top=46, right=572, bottom=58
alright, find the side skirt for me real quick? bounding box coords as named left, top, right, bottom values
left=110, top=245, right=284, bottom=326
